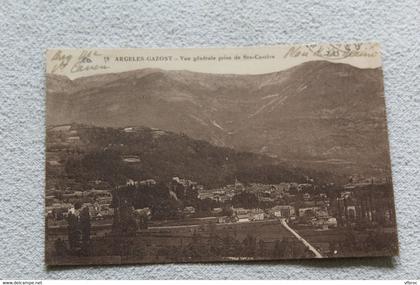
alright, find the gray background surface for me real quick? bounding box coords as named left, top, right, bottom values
left=0, top=0, right=419, bottom=279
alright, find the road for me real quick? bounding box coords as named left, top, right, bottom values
left=280, top=218, right=323, bottom=258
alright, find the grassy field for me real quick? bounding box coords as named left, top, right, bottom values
left=46, top=219, right=313, bottom=265
left=294, top=225, right=398, bottom=257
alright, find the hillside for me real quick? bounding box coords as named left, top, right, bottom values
left=47, top=125, right=335, bottom=188
left=46, top=61, right=392, bottom=176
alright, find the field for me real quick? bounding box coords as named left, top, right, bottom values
left=46, top=219, right=315, bottom=265
left=293, top=225, right=399, bottom=258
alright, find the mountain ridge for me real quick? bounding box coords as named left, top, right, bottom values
left=46, top=61, right=391, bottom=177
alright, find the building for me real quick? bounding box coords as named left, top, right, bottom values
left=123, top=127, right=135, bottom=133
left=310, top=216, right=338, bottom=228
left=183, top=206, right=196, bottom=216
left=298, top=206, right=321, bottom=217
left=172, top=177, right=197, bottom=187
left=269, top=205, right=296, bottom=218
left=96, top=203, right=114, bottom=218
left=126, top=179, right=137, bottom=186
left=237, top=214, right=250, bottom=223
left=250, top=209, right=265, bottom=221
left=233, top=208, right=250, bottom=222
left=86, top=189, right=113, bottom=204
left=122, top=155, right=141, bottom=163
left=45, top=203, right=73, bottom=220
left=66, top=136, right=81, bottom=144
left=198, top=189, right=231, bottom=202
left=346, top=205, right=357, bottom=220
left=211, top=208, right=223, bottom=214
left=234, top=178, right=245, bottom=192
left=139, top=179, right=157, bottom=186
left=217, top=216, right=229, bottom=223
left=232, top=208, right=265, bottom=222
left=297, top=183, right=313, bottom=192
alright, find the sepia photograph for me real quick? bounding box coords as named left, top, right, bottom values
left=44, top=43, right=398, bottom=266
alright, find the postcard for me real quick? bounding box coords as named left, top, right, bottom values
left=45, top=43, right=398, bottom=265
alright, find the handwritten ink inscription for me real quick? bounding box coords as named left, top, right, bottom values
left=284, top=44, right=378, bottom=60
left=50, top=50, right=109, bottom=74
left=50, top=51, right=72, bottom=74
left=71, top=50, right=110, bottom=73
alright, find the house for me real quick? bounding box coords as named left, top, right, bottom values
left=232, top=208, right=265, bottom=222
left=122, top=155, right=141, bottom=163
left=232, top=208, right=250, bottom=222
left=123, top=127, right=135, bottom=133
left=319, top=193, right=328, bottom=199
left=310, top=216, right=338, bottom=228
left=234, top=178, right=245, bottom=193
left=172, top=177, right=198, bottom=188
left=259, top=197, right=275, bottom=203
left=133, top=207, right=151, bottom=229
left=250, top=209, right=265, bottom=221
left=183, top=206, right=196, bottom=216
left=298, top=206, right=321, bottom=217
left=217, top=216, right=228, bottom=223
left=85, top=189, right=112, bottom=203
left=102, top=205, right=114, bottom=216
left=233, top=208, right=249, bottom=215
left=297, top=183, right=313, bottom=192
left=261, top=190, right=272, bottom=198
left=278, top=183, right=291, bottom=192
left=198, top=189, right=230, bottom=202
left=237, top=214, right=250, bottom=223
left=46, top=203, right=73, bottom=220
left=340, top=191, right=353, bottom=199
left=269, top=184, right=288, bottom=198
left=211, top=207, right=223, bottom=214
left=67, top=136, right=80, bottom=144
left=198, top=191, right=215, bottom=200
left=139, top=179, right=157, bottom=186
left=126, top=179, right=137, bottom=186
left=134, top=207, right=151, bottom=218
left=62, top=191, right=84, bottom=199
left=346, top=205, right=357, bottom=220
left=315, top=208, right=329, bottom=218
left=326, top=217, right=338, bottom=227
left=270, top=205, right=295, bottom=218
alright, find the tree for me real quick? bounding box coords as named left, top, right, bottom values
left=198, top=198, right=218, bottom=212
left=151, top=198, right=182, bottom=220
left=242, top=234, right=257, bottom=257
left=67, top=212, right=80, bottom=251
left=273, top=238, right=286, bottom=258
left=54, top=238, right=67, bottom=256
left=258, top=239, right=266, bottom=257
left=80, top=207, right=91, bottom=243
left=232, top=192, right=259, bottom=209
left=113, top=199, right=138, bottom=235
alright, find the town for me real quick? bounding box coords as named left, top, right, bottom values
left=45, top=124, right=398, bottom=264
left=46, top=173, right=397, bottom=263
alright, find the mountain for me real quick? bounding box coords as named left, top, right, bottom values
left=48, top=124, right=323, bottom=188
left=46, top=61, right=391, bottom=176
